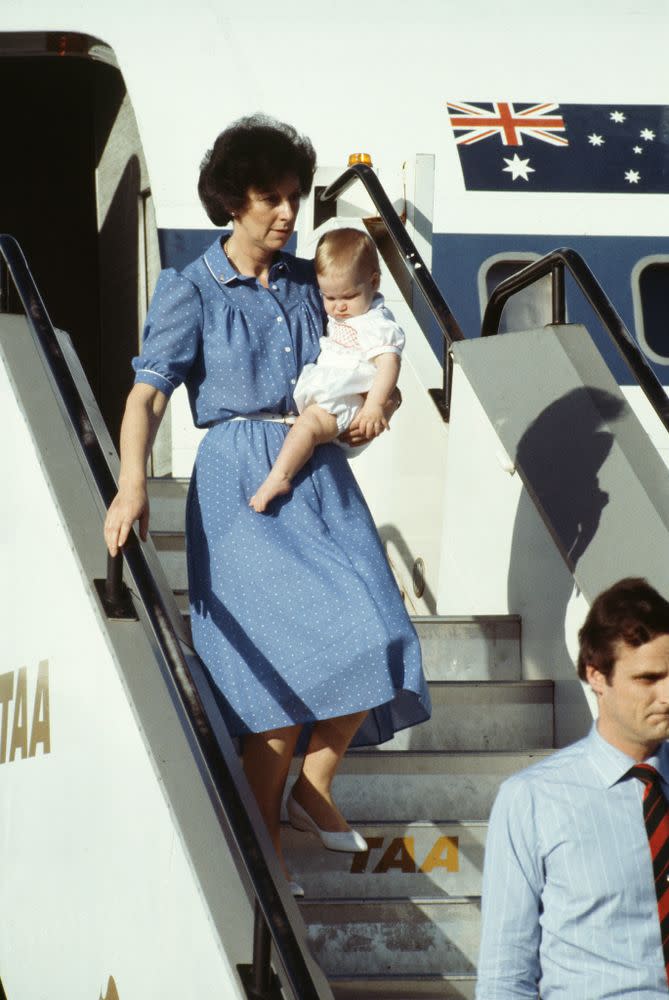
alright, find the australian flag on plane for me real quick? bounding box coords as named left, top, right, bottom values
left=447, top=101, right=669, bottom=192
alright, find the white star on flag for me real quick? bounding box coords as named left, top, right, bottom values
left=502, top=154, right=535, bottom=181
left=588, top=134, right=604, bottom=146
left=633, top=146, right=643, bottom=154
left=640, top=128, right=655, bottom=141
left=625, top=169, right=640, bottom=184
left=610, top=111, right=626, bottom=123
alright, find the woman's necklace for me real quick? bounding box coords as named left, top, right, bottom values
left=223, top=237, right=272, bottom=287
left=223, top=238, right=239, bottom=273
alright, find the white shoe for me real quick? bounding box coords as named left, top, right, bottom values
left=286, top=794, right=368, bottom=853
left=288, top=879, right=304, bottom=897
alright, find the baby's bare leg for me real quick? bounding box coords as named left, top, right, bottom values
left=249, top=406, right=339, bottom=512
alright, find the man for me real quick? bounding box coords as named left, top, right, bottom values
left=476, top=577, right=669, bottom=999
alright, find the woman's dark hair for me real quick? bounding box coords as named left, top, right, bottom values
left=577, top=577, right=669, bottom=680
left=198, top=114, right=316, bottom=226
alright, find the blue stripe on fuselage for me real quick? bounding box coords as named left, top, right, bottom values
left=157, top=228, right=669, bottom=386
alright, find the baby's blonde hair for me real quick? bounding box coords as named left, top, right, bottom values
left=315, top=228, right=380, bottom=279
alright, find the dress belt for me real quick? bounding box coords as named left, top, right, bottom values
left=227, top=411, right=297, bottom=425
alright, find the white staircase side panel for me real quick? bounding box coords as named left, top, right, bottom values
left=453, top=325, right=669, bottom=598
left=437, top=364, right=522, bottom=616
left=0, top=343, right=247, bottom=999
left=622, top=384, right=669, bottom=470
left=346, top=353, right=448, bottom=615
left=437, top=362, right=593, bottom=746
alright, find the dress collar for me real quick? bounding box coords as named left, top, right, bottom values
left=203, top=234, right=292, bottom=286
left=586, top=723, right=669, bottom=789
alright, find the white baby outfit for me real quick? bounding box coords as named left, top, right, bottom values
left=293, top=293, right=404, bottom=433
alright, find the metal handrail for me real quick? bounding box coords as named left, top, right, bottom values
left=320, top=162, right=464, bottom=417
left=481, top=246, right=669, bottom=433
left=0, top=234, right=330, bottom=1000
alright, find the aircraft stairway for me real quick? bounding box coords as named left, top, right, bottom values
left=149, top=475, right=554, bottom=999
left=6, top=158, right=669, bottom=1000
left=142, top=206, right=669, bottom=995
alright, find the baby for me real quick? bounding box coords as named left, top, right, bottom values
left=249, top=228, right=404, bottom=513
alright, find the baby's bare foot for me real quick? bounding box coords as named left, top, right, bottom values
left=249, top=471, right=292, bottom=513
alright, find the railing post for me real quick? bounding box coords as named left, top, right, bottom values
left=443, top=348, right=453, bottom=420
left=105, top=551, right=124, bottom=609
left=0, top=256, right=8, bottom=314
left=250, top=902, right=273, bottom=997
left=93, top=550, right=138, bottom=621
left=552, top=261, right=566, bottom=324
left=238, top=901, right=282, bottom=999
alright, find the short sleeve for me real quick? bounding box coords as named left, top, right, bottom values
left=362, top=302, right=405, bottom=361
left=132, top=269, right=203, bottom=398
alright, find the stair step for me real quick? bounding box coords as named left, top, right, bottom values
left=299, top=898, right=479, bottom=976
left=147, top=476, right=189, bottom=532
left=414, top=616, right=521, bottom=681
left=283, top=821, right=485, bottom=898
left=330, top=975, right=475, bottom=999
left=174, top=599, right=523, bottom=687
left=355, top=680, right=553, bottom=751
left=174, top=590, right=190, bottom=613
left=288, top=750, right=551, bottom=821
left=151, top=532, right=188, bottom=590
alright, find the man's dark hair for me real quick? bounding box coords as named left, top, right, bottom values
left=577, top=577, right=669, bottom=680
left=198, top=114, right=316, bottom=226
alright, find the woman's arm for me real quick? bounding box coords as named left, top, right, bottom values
left=103, top=383, right=170, bottom=556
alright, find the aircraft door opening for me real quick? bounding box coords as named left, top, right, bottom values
left=0, top=34, right=159, bottom=445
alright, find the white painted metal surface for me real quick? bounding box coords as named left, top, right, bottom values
left=2, top=1, right=666, bottom=238
left=0, top=326, right=248, bottom=999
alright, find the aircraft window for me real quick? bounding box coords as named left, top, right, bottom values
left=632, top=257, right=669, bottom=365
left=479, top=254, right=553, bottom=334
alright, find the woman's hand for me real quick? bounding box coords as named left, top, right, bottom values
left=353, top=402, right=389, bottom=440
left=104, top=483, right=150, bottom=556
left=339, top=388, right=402, bottom=446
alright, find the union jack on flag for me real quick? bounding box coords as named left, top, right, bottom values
left=447, top=101, right=568, bottom=147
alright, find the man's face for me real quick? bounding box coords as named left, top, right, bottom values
left=586, top=634, right=669, bottom=760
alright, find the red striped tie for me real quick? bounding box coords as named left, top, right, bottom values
left=629, top=763, right=669, bottom=985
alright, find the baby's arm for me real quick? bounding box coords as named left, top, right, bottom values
left=354, top=352, right=401, bottom=438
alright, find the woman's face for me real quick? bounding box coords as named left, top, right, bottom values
left=234, top=174, right=301, bottom=255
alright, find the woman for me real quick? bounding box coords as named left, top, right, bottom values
left=104, top=115, right=430, bottom=892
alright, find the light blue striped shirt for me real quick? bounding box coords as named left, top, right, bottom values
left=476, top=725, right=669, bottom=999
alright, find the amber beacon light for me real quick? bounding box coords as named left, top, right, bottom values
left=347, top=152, right=373, bottom=166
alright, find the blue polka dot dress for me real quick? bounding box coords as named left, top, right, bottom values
left=133, top=235, right=431, bottom=746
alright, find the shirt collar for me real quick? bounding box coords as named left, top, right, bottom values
left=204, top=234, right=292, bottom=286
left=586, top=722, right=669, bottom=788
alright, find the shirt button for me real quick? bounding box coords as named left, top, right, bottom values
left=276, top=316, right=283, bottom=323
left=284, top=346, right=291, bottom=353
left=272, top=285, right=279, bottom=291
left=290, top=378, right=296, bottom=385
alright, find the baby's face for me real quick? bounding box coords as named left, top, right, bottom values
left=317, top=266, right=379, bottom=320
